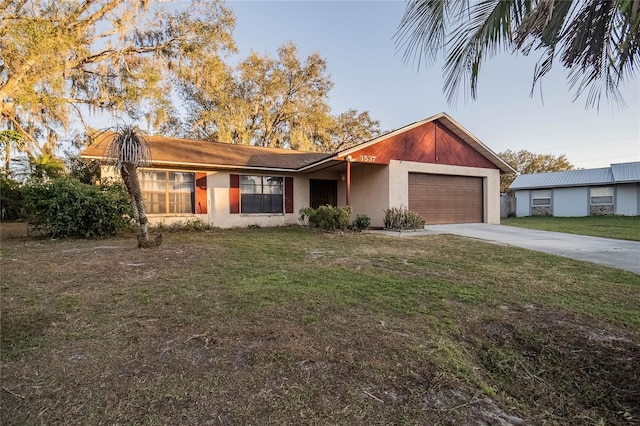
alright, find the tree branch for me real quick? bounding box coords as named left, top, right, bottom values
left=0, top=58, right=38, bottom=102
left=67, top=1, right=122, bottom=32
left=60, top=97, right=113, bottom=105
left=3, top=114, right=39, bottom=153
left=0, top=0, right=27, bottom=20
left=69, top=38, right=180, bottom=70
left=66, top=0, right=100, bottom=26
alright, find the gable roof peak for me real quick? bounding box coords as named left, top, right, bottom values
left=331, top=112, right=514, bottom=174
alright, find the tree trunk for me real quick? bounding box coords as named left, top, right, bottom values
left=4, top=142, right=10, bottom=175
left=120, top=162, right=150, bottom=247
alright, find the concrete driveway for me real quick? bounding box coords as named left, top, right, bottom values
left=381, top=224, right=640, bottom=275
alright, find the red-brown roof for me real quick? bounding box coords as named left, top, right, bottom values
left=81, top=113, right=514, bottom=174
left=81, top=132, right=332, bottom=171
left=322, top=113, right=515, bottom=174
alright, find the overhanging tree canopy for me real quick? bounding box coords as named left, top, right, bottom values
left=395, top=0, right=640, bottom=108
left=0, top=0, right=236, bottom=151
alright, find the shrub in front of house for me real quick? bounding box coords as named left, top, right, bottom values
left=351, top=214, right=371, bottom=231
left=151, top=218, right=215, bottom=233
left=25, top=177, right=133, bottom=238
left=299, top=205, right=352, bottom=231
left=0, top=175, right=27, bottom=220
left=383, top=206, right=425, bottom=231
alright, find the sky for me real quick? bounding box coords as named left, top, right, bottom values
left=221, top=0, right=640, bottom=169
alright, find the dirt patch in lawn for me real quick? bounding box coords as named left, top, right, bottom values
left=0, top=221, right=29, bottom=240
left=464, top=307, right=640, bottom=424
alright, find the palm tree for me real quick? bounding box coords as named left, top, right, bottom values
left=394, top=0, right=640, bottom=108
left=105, top=125, right=155, bottom=248
left=28, top=153, right=66, bottom=181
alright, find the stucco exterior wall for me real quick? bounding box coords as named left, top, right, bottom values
left=388, top=161, right=501, bottom=224
left=101, top=166, right=307, bottom=228
left=208, top=171, right=307, bottom=228
left=553, top=187, right=588, bottom=217
left=100, top=165, right=120, bottom=180
left=513, top=184, right=640, bottom=217
left=616, top=183, right=639, bottom=215
left=347, top=164, right=390, bottom=227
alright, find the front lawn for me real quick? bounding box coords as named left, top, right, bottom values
left=501, top=215, right=640, bottom=241
left=1, top=226, right=639, bottom=424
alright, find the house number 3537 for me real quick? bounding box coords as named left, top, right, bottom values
left=359, top=155, right=376, bottom=162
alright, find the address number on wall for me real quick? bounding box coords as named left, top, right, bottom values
left=359, top=155, right=377, bottom=162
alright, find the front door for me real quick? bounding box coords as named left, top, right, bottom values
left=310, top=179, right=338, bottom=209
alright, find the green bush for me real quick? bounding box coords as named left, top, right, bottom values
left=151, top=218, right=214, bottom=233
left=25, top=177, right=133, bottom=238
left=299, top=205, right=352, bottom=231
left=0, top=175, right=26, bottom=220
left=65, top=155, right=101, bottom=185
left=383, top=205, right=425, bottom=230
left=351, top=214, right=371, bottom=231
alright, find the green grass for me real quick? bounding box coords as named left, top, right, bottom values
left=1, top=226, right=639, bottom=425
left=501, top=215, right=640, bottom=241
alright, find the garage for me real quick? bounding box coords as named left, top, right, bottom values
left=408, top=173, right=483, bottom=224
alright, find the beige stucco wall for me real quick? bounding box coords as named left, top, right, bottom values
left=101, top=166, right=307, bottom=228
left=388, top=160, right=502, bottom=224
left=100, top=161, right=502, bottom=228
left=345, top=164, right=390, bottom=227
left=207, top=171, right=307, bottom=228
left=100, top=165, right=120, bottom=180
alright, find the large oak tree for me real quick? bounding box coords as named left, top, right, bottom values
left=2, top=2, right=381, bottom=158
left=182, top=42, right=381, bottom=152
left=1, top=0, right=236, bottom=153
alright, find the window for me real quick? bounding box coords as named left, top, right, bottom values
left=531, top=190, right=551, bottom=206
left=590, top=186, right=613, bottom=205
left=240, top=175, right=283, bottom=214
left=140, top=170, right=195, bottom=214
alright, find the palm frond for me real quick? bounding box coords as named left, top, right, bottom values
left=560, top=0, right=631, bottom=109
left=515, top=0, right=574, bottom=51
left=443, top=0, right=531, bottom=104
left=395, top=0, right=639, bottom=109
left=394, top=0, right=470, bottom=69
left=105, top=125, right=151, bottom=169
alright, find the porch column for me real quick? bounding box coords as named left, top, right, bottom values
left=345, top=155, right=353, bottom=206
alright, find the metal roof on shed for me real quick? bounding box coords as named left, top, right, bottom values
left=611, top=162, right=640, bottom=182
left=509, top=161, right=640, bottom=190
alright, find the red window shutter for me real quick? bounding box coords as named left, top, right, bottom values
left=285, top=177, right=294, bottom=214
left=230, top=174, right=240, bottom=214
left=195, top=172, right=207, bottom=214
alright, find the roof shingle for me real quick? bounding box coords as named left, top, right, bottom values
left=81, top=132, right=332, bottom=171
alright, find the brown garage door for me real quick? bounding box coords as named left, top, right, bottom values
left=408, top=173, right=483, bottom=224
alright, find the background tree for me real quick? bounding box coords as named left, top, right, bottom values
left=0, top=129, right=24, bottom=174
left=182, top=43, right=381, bottom=151
left=3, top=2, right=381, bottom=156
left=327, top=109, right=382, bottom=152
left=1, top=0, right=236, bottom=154
left=499, top=149, right=575, bottom=192
left=27, top=153, right=67, bottom=182
left=395, top=0, right=640, bottom=108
